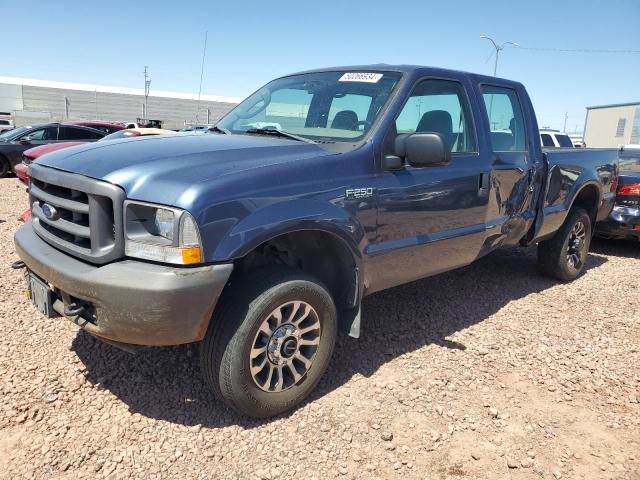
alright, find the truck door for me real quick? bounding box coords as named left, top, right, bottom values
left=479, top=84, right=538, bottom=247
left=367, top=77, right=492, bottom=293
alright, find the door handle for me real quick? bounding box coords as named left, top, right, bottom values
left=479, top=173, right=490, bottom=196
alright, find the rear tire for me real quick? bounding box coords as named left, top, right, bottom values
left=200, top=267, right=337, bottom=418
left=538, top=207, right=592, bottom=281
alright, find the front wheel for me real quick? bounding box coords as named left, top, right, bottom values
left=538, top=207, right=592, bottom=281
left=200, top=267, right=337, bottom=418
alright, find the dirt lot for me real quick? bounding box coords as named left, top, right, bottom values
left=0, top=176, right=639, bottom=480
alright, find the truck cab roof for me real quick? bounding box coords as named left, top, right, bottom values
left=287, top=64, right=525, bottom=89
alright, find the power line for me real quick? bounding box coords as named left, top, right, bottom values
left=505, top=45, right=640, bottom=54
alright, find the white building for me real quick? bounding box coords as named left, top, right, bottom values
left=584, top=101, right=640, bottom=148
left=0, top=76, right=241, bottom=130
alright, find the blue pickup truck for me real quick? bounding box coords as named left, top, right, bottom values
left=14, top=65, right=619, bottom=417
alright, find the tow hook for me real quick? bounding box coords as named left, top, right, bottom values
left=64, top=303, right=86, bottom=317
left=11, top=260, right=26, bottom=270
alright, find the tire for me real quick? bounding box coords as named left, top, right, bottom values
left=538, top=207, right=592, bottom=281
left=200, top=267, right=337, bottom=418
left=0, top=157, right=9, bottom=179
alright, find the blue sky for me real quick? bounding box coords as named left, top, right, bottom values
left=3, top=0, right=639, bottom=132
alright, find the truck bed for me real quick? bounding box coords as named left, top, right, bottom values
left=535, top=148, right=619, bottom=240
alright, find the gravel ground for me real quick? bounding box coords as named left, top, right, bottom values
left=1, top=176, right=639, bottom=480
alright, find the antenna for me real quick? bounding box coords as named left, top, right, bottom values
left=196, top=30, right=208, bottom=124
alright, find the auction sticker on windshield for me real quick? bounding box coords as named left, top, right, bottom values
left=339, top=72, right=383, bottom=83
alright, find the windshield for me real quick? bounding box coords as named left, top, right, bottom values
left=0, top=127, right=28, bottom=141
left=217, top=71, right=402, bottom=143
left=555, top=134, right=574, bottom=148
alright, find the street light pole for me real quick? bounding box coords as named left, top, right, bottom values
left=480, top=35, right=519, bottom=76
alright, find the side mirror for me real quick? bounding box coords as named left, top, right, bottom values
left=19, top=136, right=32, bottom=144
left=401, top=133, right=451, bottom=167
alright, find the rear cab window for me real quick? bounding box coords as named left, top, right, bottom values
left=480, top=85, right=527, bottom=152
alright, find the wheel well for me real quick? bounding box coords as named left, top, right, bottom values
left=571, top=184, right=599, bottom=226
left=233, top=230, right=358, bottom=312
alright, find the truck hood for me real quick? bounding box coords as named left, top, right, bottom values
left=36, top=133, right=332, bottom=205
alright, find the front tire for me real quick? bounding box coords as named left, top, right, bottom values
left=200, top=267, right=337, bottom=418
left=538, top=207, right=592, bottom=281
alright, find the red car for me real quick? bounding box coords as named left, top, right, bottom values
left=16, top=141, right=84, bottom=184
left=16, top=127, right=175, bottom=185
left=17, top=127, right=175, bottom=222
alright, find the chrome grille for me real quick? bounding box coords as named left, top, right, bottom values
left=29, top=164, right=125, bottom=264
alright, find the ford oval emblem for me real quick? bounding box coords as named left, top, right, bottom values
left=41, top=203, right=59, bottom=220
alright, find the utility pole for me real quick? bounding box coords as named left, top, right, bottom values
left=480, top=35, right=519, bottom=76
left=143, top=66, right=151, bottom=120
left=563, top=112, right=568, bottom=132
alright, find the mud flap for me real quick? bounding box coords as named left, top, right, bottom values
left=340, top=304, right=362, bottom=338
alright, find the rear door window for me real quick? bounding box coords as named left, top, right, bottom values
left=59, top=127, right=103, bottom=140
left=481, top=85, right=526, bottom=152
left=541, top=134, right=555, bottom=147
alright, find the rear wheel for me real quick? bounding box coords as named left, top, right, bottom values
left=538, top=207, right=592, bottom=281
left=200, top=267, right=337, bottom=418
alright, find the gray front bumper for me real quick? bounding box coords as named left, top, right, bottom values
left=14, top=222, right=233, bottom=346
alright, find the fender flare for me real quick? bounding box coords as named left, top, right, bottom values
left=565, top=180, right=602, bottom=220
left=211, top=199, right=365, bottom=267
left=210, top=199, right=367, bottom=338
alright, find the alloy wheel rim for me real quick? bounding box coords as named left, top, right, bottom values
left=250, top=301, right=321, bottom=392
left=566, top=220, right=586, bottom=269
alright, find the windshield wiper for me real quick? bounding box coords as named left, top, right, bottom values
left=209, top=125, right=231, bottom=134
left=245, top=128, right=315, bottom=144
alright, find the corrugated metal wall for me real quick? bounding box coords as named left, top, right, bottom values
left=4, top=84, right=236, bottom=130
left=0, top=84, right=23, bottom=113
left=584, top=104, right=638, bottom=148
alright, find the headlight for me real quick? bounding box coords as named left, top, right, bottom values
left=124, top=201, right=203, bottom=265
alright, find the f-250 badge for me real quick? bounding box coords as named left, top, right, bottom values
left=345, top=187, right=374, bottom=200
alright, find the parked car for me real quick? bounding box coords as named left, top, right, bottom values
left=540, top=129, right=576, bottom=148
left=14, top=65, right=619, bottom=418
left=16, top=128, right=176, bottom=185
left=64, top=121, right=125, bottom=135
left=596, top=148, right=640, bottom=240
left=0, top=123, right=105, bottom=178
left=0, top=118, right=14, bottom=134
left=180, top=125, right=214, bottom=133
